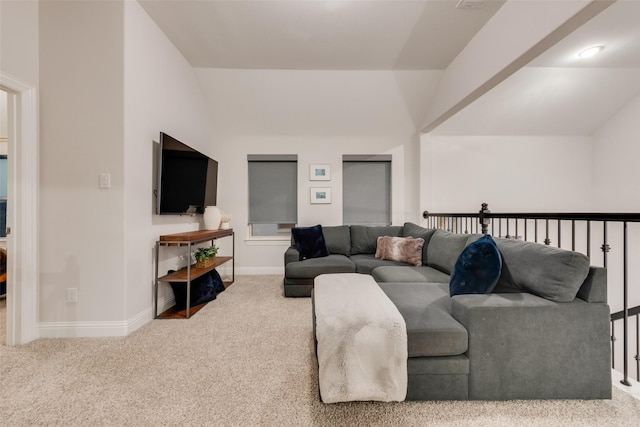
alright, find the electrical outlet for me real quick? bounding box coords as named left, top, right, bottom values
left=67, top=288, right=78, bottom=303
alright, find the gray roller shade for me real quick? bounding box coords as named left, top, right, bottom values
left=343, top=159, right=391, bottom=225
left=248, top=156, right=297, bottom=224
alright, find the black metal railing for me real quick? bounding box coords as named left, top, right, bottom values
left=423, top=203, right=640, bottom=387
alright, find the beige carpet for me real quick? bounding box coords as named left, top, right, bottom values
left=0, top=275, right=639, bottom=426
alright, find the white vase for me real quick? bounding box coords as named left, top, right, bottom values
left=203, top=206, right=222, bottom=230
left=221, top=222, right=230, bottom=230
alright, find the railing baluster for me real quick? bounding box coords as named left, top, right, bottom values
left=558, top=220, right=562, bottom=248
left=535, top=219, right=538, bottom=243
left=545, top=219, right=551, bottom=245
left=572, top=220, right=576, bottom=251
left=621, top=221, right=630, bottom=386
left=636, top=314, right=639, bottom=382
left=587, top=220, right=591, bottom=259
left=602, top=221, right=609, bottom=268
left=612, top=320, right=616, bottom=369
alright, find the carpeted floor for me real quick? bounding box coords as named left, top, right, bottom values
left=0, top=275, right=639, bottom=426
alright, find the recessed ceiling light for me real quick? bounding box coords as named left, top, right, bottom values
left=578, top=46, right=604, bottom=59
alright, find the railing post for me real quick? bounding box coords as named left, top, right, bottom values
left=479, top=203, right=490, bottom=235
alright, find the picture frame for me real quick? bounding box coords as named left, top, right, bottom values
left=309, top=164, right=331, bottom=181
left=310, top=187, right=331, bottom=204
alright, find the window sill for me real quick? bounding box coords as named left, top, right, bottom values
left=244, top=236, right=291, bottom=246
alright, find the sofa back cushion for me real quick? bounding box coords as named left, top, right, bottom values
left=322, top=225, right=352, bottom=256
left=402, top=222, right=437, bottom=266
left=350, top=225, right=403, bottom=255
left=494, top=238, right=590, bottom=302
left=426, top=230, right=479, bottom=274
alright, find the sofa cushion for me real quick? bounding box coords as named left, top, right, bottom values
left=349, top=254, right=409, bottom=274
left=380, top=283, right=468, bottom=357
left=375, top=236, right=424, bottom=266
left=285, top=255, right=355, bottom=279
left=427, top=230, right=480, bottom=274
left=494, top=238, right=591, bottom=302
left=322, top=225, right=351, bottom=256
left=402, top=222, right=437, bottom=266
left=450, top=234, right=502, bottom=297
left=350, top=225, right=403, bottom=255
left=372, top=266, right=451, bottom=284
left=291, top=225, right=329, bottom=260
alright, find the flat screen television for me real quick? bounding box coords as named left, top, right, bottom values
left=156, top=132, right=218, bottom=215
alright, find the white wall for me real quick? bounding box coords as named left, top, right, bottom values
left=35, top=1, right=215, bottom=335
left=420, top=134, right=593, bottom=213
left=123, top=1, right=214, bottom=322
left=195, top=68, right=439, bottom=274
left=592, top=94, right=640, bottom=211
left=0, top=0, right=39, bottom=86
left=39, top=1, right=126, bottom=329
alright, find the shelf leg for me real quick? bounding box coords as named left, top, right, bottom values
left=154, top=241, right=159, bottom=319
left=186, top=242, right=192, bottom=319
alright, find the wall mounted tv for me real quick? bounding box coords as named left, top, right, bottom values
left=156, top=132, right=218, bottom=215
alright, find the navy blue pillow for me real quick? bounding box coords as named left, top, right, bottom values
left=450, top=234, right=502, bottom=297
left=292, top=225, right=329, bottom=261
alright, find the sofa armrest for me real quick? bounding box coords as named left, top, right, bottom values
left=284, top=246, right=300, bottom=265
left=577, top=266, right=607, bottom=303
left=451, top=293, right=611, bottom=400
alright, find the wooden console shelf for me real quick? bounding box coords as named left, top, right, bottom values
left=154, top=228, right=234, bottom=319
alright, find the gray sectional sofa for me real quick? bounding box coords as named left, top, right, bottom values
left=285, top=222, right=612, bottom=400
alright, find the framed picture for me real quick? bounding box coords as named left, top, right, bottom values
left=310, top=164, right=331, bottom=181
left=310, top=187, right=331, bottom=204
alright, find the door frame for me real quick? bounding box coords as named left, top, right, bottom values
left=0, top=72, right=39, bottom=345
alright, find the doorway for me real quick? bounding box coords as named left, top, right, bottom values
left=1, top=88, right=8, bottom=344
left=0, top=73, right=39, bottom=346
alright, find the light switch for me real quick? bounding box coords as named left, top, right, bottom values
left=99, top=173, right=111, bottom=189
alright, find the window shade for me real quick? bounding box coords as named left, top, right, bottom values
left=248, top=156, right=297, bottom=224
left=343, top=160, right=391, bottom=226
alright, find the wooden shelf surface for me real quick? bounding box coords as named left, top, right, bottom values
left=156, top=281, right=233, bottom=319
left=159, top=229, right=233, bottom=244
left=157, top=302, right=208, bottom=319
left=158, top=256, right=233, bottom=282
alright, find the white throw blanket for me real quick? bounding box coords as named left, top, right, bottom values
left=314, top=273, right=407, bottom=403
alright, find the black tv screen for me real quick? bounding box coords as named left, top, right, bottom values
left=156, top=132, right=218, bottom=215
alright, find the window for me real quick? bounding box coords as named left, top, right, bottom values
left=343, top=155, right=391, bottom=226
left=248, top=155, right=297, bottom=237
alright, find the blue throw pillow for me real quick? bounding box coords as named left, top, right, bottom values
left=292, top=225, right=329, bottom=261
left=450, top=234, right=502, bottom=297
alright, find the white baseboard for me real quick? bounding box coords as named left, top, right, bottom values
left=39, top=320, right=131, bottom=338
left=38, top=295, right=176, bottom=338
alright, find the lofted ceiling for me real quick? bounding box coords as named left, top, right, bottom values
left=138, top=0, right=504, bottom=70
left=434, top=0, right=640, bottom=135
left=139, top=0, right=640, bottom=136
